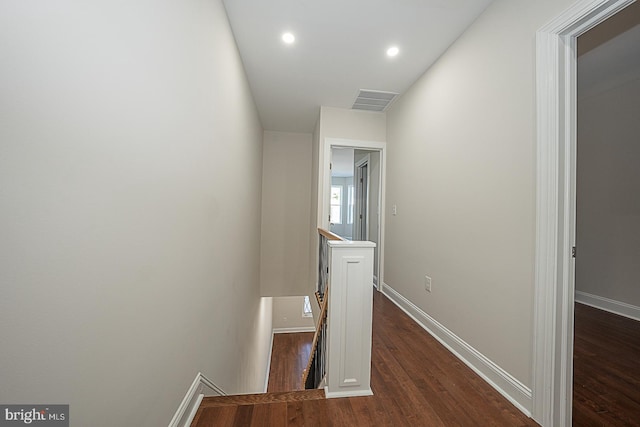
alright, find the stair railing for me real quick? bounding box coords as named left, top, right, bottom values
left=302, top=228, right=343, bottom=389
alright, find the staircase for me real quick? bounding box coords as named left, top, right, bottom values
left=190, top=389, right=326, bottom=426
left=188, top=228, right=375, bottom=426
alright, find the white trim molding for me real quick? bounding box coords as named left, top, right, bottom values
left=575, top=291, right=640, bottom=322
left=273, top=326, right=316, bottom=334
left=533, top=1, right=636, bottom=426
left=168, top=372, right=226, bottom=427
left=382, top=284, right=532, bottom=416
left=264, top=332, right=274, bottom=393
left=324, top=387, right=373, bottom=399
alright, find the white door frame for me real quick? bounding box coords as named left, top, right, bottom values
left=533, top=0, right=635, bottom=425
left=323, top=138, right=386, bottom=290
left=354, top=154, right=371, bottom=241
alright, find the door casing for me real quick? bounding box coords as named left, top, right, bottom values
left=354, top=154, right=370, bottom=241
left=533, top=0, right=636, bottom=425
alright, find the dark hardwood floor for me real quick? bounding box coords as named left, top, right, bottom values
left=191, top=390, right=326, bottom=426
left=193, top=291, right=538, bottom=426
left=573, top=302, right=640, bottom=426
left=267, top=332, right=314, bottom=392
left=368, top=292, right=536, bottom=426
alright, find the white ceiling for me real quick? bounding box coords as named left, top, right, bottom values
left=223, top=0, right=493, bottom=133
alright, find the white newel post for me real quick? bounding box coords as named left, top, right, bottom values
left=325, top=240, right=375, bottom=398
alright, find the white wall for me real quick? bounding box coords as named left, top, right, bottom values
left=308, top=108, right=386, bottom=302
left=308, top=118, right=321, bottom=307
left=385, top=0, right=574, bottom=390
left=576, top=76, right=640, bottom=307
left=320, top=107, right=387, bottom=145
left=0, top=1, right=271, bottom=426
left=272, top=296, right=315, bottom=331
left=260, top=131, right=312, bottom=297
left=316, top=107, right=386, bottom=228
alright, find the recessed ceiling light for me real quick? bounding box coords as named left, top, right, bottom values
left=386, top=46, right=399, bottom=57
left=282, top=32, right=295, bottom=44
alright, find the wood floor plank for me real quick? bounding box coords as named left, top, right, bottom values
left=347, top=396, right=384, bottom=426
left=285, top=400, right=304, bottom=426
left=362, top=396, right=405, bottom=427
left=190, top=405, right=237, bottom=427
left=369, top=332, right=446, bottom=426
left=326, top=398, right=360, bottom=427
left=268, top=332, right=313, bottom=392
left=232, top=405, right=253, bottom=427
left=250, top=402, right=288, bottom=427
left=298, top=398, right=328, bottom=426
left=573, top=302, right=640, bottom=426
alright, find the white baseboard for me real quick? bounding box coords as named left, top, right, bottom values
left=264, top=332, right=274, bottom=393
left=575, top=291, right=640, bottom=322
left=168, top=372, right=225, bottom=427
left=324, top=387, right=373, bottom=399
left=381, top=283, right=532, bottom=417
left=273, top=326, right=316, bottom=334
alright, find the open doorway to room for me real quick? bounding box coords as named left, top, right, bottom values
left=573, top=3, right=640, bottom=424
left=326, top=140, right=385, bottom=288
left=534, top=1, right=639, bottom=424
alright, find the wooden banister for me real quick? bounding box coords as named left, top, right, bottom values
left=317, top=227, right=344, bottom=242
left=301, top=285, right=329, bottom=388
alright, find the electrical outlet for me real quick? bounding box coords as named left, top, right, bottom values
left=424, top=275, right=432, bottom=292
left=392, top=205, right=397, bottom=216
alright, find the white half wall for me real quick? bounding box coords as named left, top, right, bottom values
left=0, top=1, right=271, bottom=426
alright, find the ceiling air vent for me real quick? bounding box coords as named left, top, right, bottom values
left=352, top=89, right=398, bottom=112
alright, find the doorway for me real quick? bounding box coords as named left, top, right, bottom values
left=534, top=0, right=637, bottom=425
left=324, top=139, right=386, bottom=289
left=574, top=4, right=640, bottom=424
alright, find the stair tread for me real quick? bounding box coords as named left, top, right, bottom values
left=199, top=389, right=325, bottom=407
